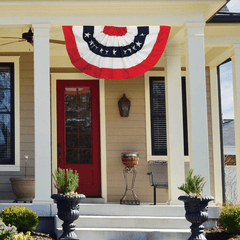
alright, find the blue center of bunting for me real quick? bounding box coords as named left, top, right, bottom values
left=83, top=26, right=149, bottom=58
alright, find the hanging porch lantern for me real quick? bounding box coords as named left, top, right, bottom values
left=118, top=94, right=131, bottom=117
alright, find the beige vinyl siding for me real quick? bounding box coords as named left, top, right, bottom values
left=0, top=53, right=34, bottom=201
left=105, top=77, right=168, bottom=203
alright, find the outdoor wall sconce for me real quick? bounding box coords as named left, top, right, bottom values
left=118, top=94, right=131, bottom=117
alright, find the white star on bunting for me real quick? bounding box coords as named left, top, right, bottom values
left=85, top=32, right=91, bottom=38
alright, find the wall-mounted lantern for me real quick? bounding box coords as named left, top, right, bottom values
left=118, top=94, right=131, bottom=117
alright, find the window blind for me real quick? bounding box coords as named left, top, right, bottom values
left=150, top=76, right=188, bottom=156
left=150, top=77, right=167, bottom=155
left=0, top=64, right=14, bottom=165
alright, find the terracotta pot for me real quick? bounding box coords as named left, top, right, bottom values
left=122, top=157, right=139, bottom=167
left=10, top=178, right=35, bottom=202
left=121, top=152, right=139, bottom=168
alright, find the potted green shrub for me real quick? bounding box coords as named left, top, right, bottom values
left=178, top=169, right=214, bottom=240
left=51, top=168, right=85, bottom=240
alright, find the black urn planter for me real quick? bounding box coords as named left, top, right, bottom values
left=51, top=194, right=86, bottom=240
left=178, top=195, right=214, bottom=240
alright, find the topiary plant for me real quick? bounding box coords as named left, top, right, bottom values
left=218, top=203, right=240, bottom=233
left=52, top=168, right=79, bottom=196
left=178, top=169, right=205, bottom=197
left=0, top=206, right=38, bottom=231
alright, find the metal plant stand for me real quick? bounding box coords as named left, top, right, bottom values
left=120, top=166, right=140, bottom=205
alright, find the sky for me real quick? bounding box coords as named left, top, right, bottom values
left=219, top=0, right=240, bottom=119
left=220, top=62, right=234, bottom=119
left=227, top=0, right=240, bottom=12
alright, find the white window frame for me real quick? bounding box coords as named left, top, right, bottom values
left=144, top=70, right=190, bottom=163
left=145, top=71, right=167, bottom=162
left=0, top=56, right=20, bottom=171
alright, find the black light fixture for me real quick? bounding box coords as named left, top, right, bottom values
left=118, top=94, right=131, bottom=117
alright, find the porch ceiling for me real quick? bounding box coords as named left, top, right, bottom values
left=204, top=23, right=240, bottom=65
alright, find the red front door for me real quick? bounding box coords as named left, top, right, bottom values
left=57, top=80, right=101, bottom=197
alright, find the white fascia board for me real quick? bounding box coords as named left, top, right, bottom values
left=0, top=1, right=226, bottom=25
left=0, top=14, right=204, bottom=26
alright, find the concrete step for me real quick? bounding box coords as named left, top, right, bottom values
left=56, top=215, right=191, bottom=229
left=56, top=227, right=191, bottom=240
left=54, top=204, right=219, bottom=240
left=77, top=204, right=186, bottom=217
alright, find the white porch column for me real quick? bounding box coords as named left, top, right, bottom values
left=232, top=45, right=240, bottom=203
left=185, top=22, right=211, bottom=196
left=33, top=23, right=52, bottom=202
left=210, top=66, right=223, bottom=204
left=165, top=46, right=185, bottom=204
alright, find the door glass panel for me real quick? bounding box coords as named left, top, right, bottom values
left=65, top=87, right=92, bottom=164
left=66, top=149, right=78, bottom=164
left=79, top=149, right=92, bottom=164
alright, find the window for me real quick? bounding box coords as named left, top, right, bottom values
left=0, top=63, right=14, bottom=164
left=181, top=76, right=189, bottom=156
left=150, top=77, right=167, bottom=155
left=149, top=76, right=188, bottom=157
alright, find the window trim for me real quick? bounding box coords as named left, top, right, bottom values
left=0, top=57, right=20, bottom=171
left=144, top=71, right=190, bottom=162
left=150, top=76, right=167, bottom=156
left=145, top=71, right=167, bottom=161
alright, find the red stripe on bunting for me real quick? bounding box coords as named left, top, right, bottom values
left=62, top=25, right=171, bottom=80
left=103, top=26, right=127, bottom=36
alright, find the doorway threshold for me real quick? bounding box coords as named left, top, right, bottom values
left=81, top=198, right=105, bottom=204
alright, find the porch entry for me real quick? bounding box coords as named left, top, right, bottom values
left=57, top=80, right=101, bottom=197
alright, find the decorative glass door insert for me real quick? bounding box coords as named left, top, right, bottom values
left=65, top=87, right=92, bottom=164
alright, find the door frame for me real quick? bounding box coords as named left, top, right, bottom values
left=51, top=73, right=107, bottom=202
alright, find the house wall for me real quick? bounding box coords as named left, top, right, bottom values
left=105, top=77, right=168, bottom=203
left=0, top=58, right=217, bottom=203
left=0, top=52, right=34, bottom=201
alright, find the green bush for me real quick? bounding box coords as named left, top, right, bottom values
left=52, top=168, right=79, bottom=194
left=0, top=221, right=18, bottom=240
left=218, top=203, right=240, bottom=233
left=0, top=206, right=38, bottom=231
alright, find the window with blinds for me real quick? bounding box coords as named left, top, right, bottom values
left=150, top=77, right=167, bottom=155
left=0, top=63, right=14, bottom=164
left=150, top=76, right=188, bottom=156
